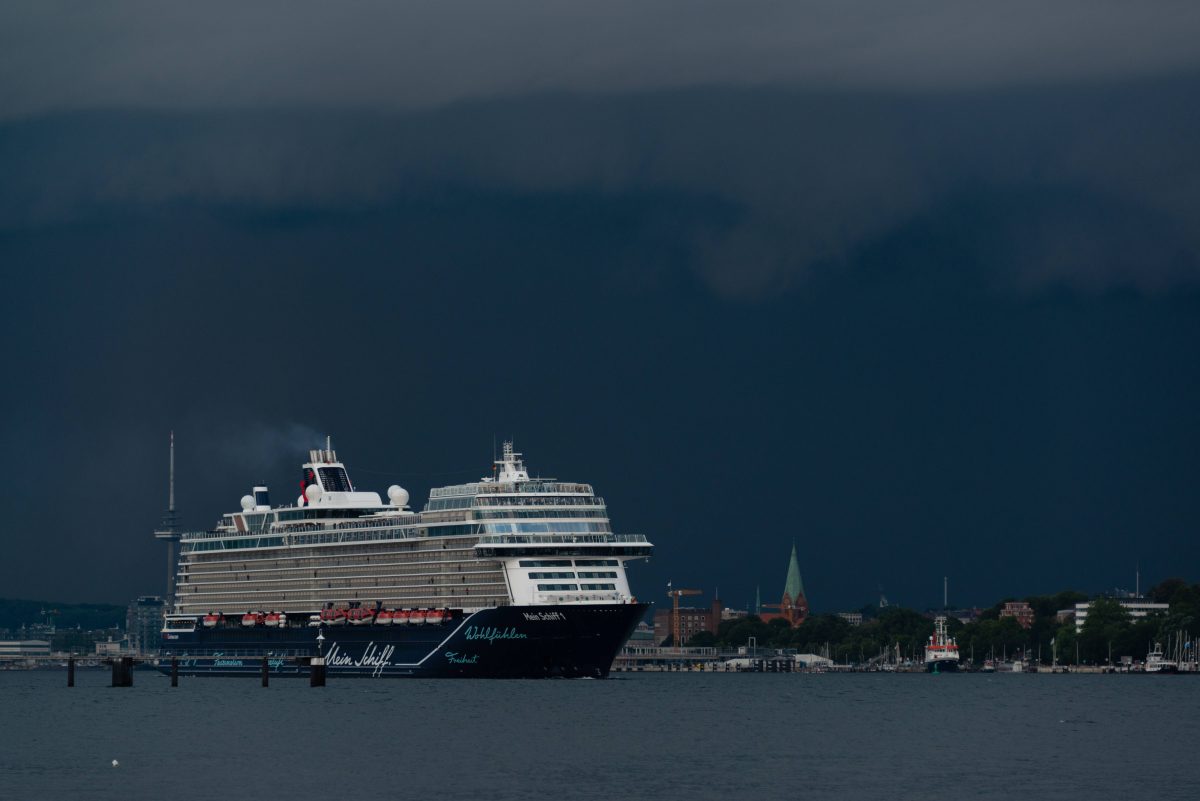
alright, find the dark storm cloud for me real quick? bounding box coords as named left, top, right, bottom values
left=3, top=84, right=1199, bottom=295
left=3, top=3, right=1200, bottom=295
left=3, top=0, right=1200, bottom=117
left=2, top=3, right=1199, bottom=608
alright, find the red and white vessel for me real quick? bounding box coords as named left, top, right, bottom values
left=924, top=616, right=961, bottom=672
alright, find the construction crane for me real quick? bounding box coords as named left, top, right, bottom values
left=667, top=585, right=702, bottom=648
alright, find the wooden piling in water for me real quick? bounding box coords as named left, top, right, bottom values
left=67, top=656, right=75, bottom=687
left=261, top=656, right=269, bottom=687
left=170, top=657, right=179, bottom=687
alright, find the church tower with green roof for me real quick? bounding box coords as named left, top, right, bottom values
left=762, top=542, right=810, bottom=626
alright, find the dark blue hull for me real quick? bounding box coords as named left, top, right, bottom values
left=159, top=604, right=646, bottom=678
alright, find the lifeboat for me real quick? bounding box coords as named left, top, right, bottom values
left=320, top=608, right=347, bottom=626
left=375, top=610, right=393, bottom=626
left=202, top=613, right=221, bottom=628
left=393, top=609, right=411, bottom=626
left=241, top=612, right=262, bottom=627
left=426, top=608, right=445, bottom=626
left=264, top=613, right=282, bottom=627
left=409, top=608, right=427, bottom=626
left=348, top=607, right=375, bottom=626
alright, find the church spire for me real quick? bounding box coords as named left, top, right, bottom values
left=783, top=540, right=805, bottom=602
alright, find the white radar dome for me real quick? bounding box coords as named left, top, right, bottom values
left=388, top=485, right=409, bottom=507
left=240, top=495, right=255, bottom=511
left=305, top=484, right=324, bottom=503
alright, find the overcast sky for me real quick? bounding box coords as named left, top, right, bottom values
left=2, top=3, right=1198, bottom=610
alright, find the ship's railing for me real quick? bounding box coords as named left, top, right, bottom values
left=431, top=481, right=593, bottom=498
left=173, top=530, right=217, bottom=541
left=474, top=533, right=649, bottom=545
left=182, top=516, right=424, bottom=542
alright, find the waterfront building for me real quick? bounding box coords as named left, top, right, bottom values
left=837, top=612, right=863, bottom=626
left=0, top=640, right=51, bottom=660
left=760, top=543, right=809, bottom=627
left=1074, top=599, right=1169, bottom=633
left=94, top=638, right=124, bottom=657
left=126, top=596, right=164, bottom=655
left=1000, top=601, right=1035, bottom=629
left=654, top=599, right=722, bottom=645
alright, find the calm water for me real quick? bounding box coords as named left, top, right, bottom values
left=2, top=670, right=1196, bottom=801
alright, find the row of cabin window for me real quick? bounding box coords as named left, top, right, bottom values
left=475, top=509, right=608, bottom=520
left=517, top=559, right=619, bottom=568
left=536, top=583, right=618, bottom=592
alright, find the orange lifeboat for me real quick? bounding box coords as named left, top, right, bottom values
left=393, top=609, right=411, bottom=626
left=409, top=608, right=427, bottom=626
left=264, top=612, right=282, bottom=627
left=241, top=612, right=263, bottom=627
left=375, top=610, right=393, bottom=626
left=320, top=608, right=347, bottom=626
left=426, top=608, right=445, bottom=626
left=202, top=613, right=221, bottom=628
left=348, top=608, right=375, bottom=626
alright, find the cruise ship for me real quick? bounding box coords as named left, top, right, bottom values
left=159, top=441, right=653, bottom=678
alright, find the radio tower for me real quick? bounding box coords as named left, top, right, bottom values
left=153, top=431, right=181, bottom=607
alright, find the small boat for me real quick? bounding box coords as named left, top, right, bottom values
left=348, top=608, right=375, bottom=626
left=320, top=608, right=347, bottom=626
left=393, top=609, right=411, bottom=626
left=426, top=608, right=445, bottom=626
left=264, top=613, right=282, bottom=627
left=410, top=608, right=427, bottom=626
left=924, top=616, right=961, bottom=673
left=375, top=610, right=393, bottom=625
left=202, top=613, right=221, bottom=628
left=1145, top=644, right=1179, bottom=674
left=241, top=612, right=263, bottom=627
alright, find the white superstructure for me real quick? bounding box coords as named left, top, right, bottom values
left=172, top=442, right=652, bottom=616
left=924, top=615, right=961, bottom=671
left=1073, top=599, right=1169, bottom=633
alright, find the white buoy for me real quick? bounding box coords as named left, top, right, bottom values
left=112, top=759, right=119, bottom=767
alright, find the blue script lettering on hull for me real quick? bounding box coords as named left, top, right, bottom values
left=462, top=626, right=528, bottom=644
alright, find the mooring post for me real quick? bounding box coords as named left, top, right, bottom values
left=310, top=657, right=326, bottom=687
left=311, top=630, right=326, bottom=687
left=67, top=656, right=75, bottom=687
left=261, top=656, right=269, bottom=687
left=170, top=657, right=179, bottom=687
left=111, top=656, right=133, bottom=688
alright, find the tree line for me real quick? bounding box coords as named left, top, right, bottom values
left=684, top=578, right=1200, bottom=665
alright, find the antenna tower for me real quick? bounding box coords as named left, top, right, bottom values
left=154, top=431, right=182, bottom=606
